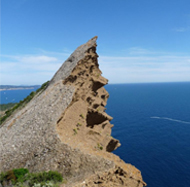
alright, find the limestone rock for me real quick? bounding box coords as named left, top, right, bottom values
left=0, top=37, right=146, bottom=186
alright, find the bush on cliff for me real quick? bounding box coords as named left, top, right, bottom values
left=0, top=168, right=64, bottom=187
left=0, top=103, right=16, bottom=112
left=26, top=171, right=63, bottom=186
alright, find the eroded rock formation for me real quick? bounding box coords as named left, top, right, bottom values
left=0, top=37, right=146, bottom=187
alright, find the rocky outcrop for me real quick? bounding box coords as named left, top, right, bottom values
left=0, top=37, right=146, bottom=186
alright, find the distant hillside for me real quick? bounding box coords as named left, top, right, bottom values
left=0, top=85, right=40, bottom=91
left=0, top=103, right=16, bottom=112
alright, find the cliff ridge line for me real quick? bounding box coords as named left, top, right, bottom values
left=0, top=37, right=146, bottom=187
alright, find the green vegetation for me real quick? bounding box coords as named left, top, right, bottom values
left=75, top=123, right=82, bottom=132
left=0, top=81, right=49, bottom=125
left=35, top=81, right=49, bottom=94
left=106, top=133, right=113, bottom=138
left=73, top=128, right=77, bottom=135
left=88, top=130, right=100, bottom=136
left=0, top=168, right=64, bottom=187
left=96, top=107, right=101, bottom=112
left=94, top=143, right=103, bottom=150
left=96, top=73, right=100, bottom=78
left=0, top=103, right=17, bottom=112
left=76, top=123, right=82, bottom=127
left=79, top=114, right=84, bottom=119
left=96, top=143, right=103, bottom=150
left=13, top=168, right=29, bottom=181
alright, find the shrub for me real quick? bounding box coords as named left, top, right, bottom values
left=27, top=171, right=63, bottom=186
left=0, top=103, right=16, bottom=112
left=45, top=171, right=62, bottom=182
left=77, top=123, right=82, bottom=127
left=0, top=172, right=6, bottom=184
left=0, top=169, right=64, bottom=187
left=97, top=143, right=103, bottom=150
left=36, top=81, right=49, bottom=94
left=79, top=114, right=84, bottom=119
left=73, top=128, right=77, bottom=135
left=33, top=181, right=60, bottom=187
left=6, top=170, right=17, bottom=182
left=13, top=168, right=29, bottom=180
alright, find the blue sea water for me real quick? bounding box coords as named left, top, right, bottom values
left=105, top=82, right=190, bottom=187
left=0, top=82, right=190, bottom=186
left=0, top=88, right=38, bottom=104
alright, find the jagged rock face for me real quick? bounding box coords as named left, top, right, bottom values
left=0, top=37, right=146, bottom=186
left=56, top=39, right=120, bottom=154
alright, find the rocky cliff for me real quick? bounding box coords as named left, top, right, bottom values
left=0, top=37, right=146, bottom=187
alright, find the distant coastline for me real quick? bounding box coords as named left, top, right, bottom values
left=0, top=87, right=37, bottom=91
left=0, top=85, right=40, bottom=91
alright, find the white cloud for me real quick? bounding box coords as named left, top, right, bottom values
left=2, top=54, right=58, bottom=64
left=1, top=49, right=190, bottom=85
left=127, top=47, right=155, bottom=55
left=99, top=53, right=190, bottom=83
left=0, top=54, right=63, bottom=85
left=17, top=55, right=57, bottom=63
left=173, top=27, right=190, bottom=32
left=35, top=48, right=71, bottom=57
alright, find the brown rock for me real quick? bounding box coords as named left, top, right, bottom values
left=0, top=37, right=146, bottom=186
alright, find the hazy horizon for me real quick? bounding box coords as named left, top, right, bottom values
left=1, top=81, right=190, bottom=87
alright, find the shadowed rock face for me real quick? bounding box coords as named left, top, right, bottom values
left=0, top=37, right=146, bottom=187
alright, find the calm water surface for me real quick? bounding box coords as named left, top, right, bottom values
left=0, top=88, right=38, bottom=104
left=106, top=82, right=190, bottom=187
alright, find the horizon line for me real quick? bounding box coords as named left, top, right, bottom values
left=0, top=81, right=190, bottom=87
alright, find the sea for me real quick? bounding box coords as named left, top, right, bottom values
left=0, top=88, right=38, bottom=104
left=1, top=82, right=190, bottom=187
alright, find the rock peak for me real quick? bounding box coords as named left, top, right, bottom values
left=0, top=37, right=146, bottom=187
left=49, top=36, right=98, bottom=86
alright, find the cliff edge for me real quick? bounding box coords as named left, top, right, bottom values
left=0, top=37, right=146, bottom=187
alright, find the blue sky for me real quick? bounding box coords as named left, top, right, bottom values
left=1, top=0, right=190, bottom=85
